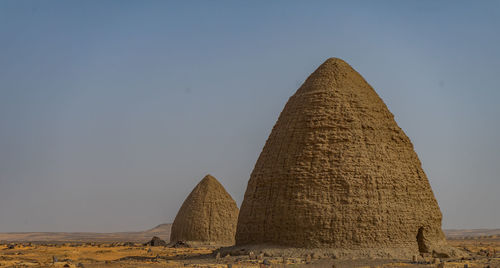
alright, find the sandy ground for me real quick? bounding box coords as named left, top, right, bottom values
left=1, top=237, right=499, bottom=268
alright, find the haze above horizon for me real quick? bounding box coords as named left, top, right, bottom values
left=0, top=0, right=499, bottom=232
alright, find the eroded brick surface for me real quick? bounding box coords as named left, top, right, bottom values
left=171, top=175, right=239, bottom=246
left=236, top=58, right=449, bottom=254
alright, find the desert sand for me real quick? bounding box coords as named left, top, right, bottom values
left=0, top=233, right=499, bottom=267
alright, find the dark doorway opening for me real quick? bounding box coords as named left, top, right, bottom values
left=416, top=227, right=428, bottom=253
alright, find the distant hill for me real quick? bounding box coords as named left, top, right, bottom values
left=0, top=223, right=171, bottom=243
left=444, top=229, right=500, bottom=239
left=1, top=225, right=499, bottom=242
left=145, top=223, right=171, bottom=235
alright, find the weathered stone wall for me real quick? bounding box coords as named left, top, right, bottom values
left=236, top=58, right=448, bottom=254
left=171, top=175, right=239, bottom=246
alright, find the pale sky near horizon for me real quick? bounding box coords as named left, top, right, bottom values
left=1, top=1, right=499, bottom=232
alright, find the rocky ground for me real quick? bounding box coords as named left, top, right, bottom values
left=0, top=236, right=499, bottom=267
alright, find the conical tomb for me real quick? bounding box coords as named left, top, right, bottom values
left=171, top=174, right=239, bottom=246
left=235, top=58, right=458, bottom=258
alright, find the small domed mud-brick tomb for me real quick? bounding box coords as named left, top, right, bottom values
left=171, top=174, right=239, bottom=246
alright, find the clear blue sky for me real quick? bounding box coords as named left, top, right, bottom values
left=1, top=1, right=499, bottom=232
